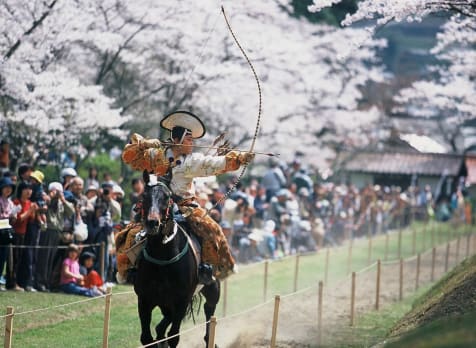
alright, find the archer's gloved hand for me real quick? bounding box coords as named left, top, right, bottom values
left=238, top=152, right=255, bottom=165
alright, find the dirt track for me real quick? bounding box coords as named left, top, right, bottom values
left=178, top=236, right=472, bottom=348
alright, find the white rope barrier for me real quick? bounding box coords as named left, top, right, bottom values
left=355, top=261, right=378, bottom=274
left=0, top=295, right=103, bottom=319
left=7, top=242, right=102, bottom=249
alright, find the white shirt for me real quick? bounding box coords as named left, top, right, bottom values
left=169, top=152, right=227, bottom=200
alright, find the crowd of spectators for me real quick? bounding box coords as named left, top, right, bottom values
left=0, top=164, right=127, bottom=294
left=0, top=156, right=472, bottom=294
left=193, top=158, right=472, bottom=264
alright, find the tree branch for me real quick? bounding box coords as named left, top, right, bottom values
left=4, top=0, right=58, bottom=60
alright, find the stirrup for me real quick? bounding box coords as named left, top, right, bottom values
left=198, top=263, right=215, bottom=285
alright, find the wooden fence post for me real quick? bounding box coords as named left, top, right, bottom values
left=431, top=247, right=436, bottom=282
left=325, top=247, right=330, bottom=285
left=263, top=260, right=268, bottom=302
left=422, top=222, right=427, bottom=251
left=100, top=241, right=105, bottom=280
left=415, top=253, right=421, bottom=291
left=207, top=317, right=217, bottom=348
left=455, top=236, right=461, bottom=263
left=293, top=254, right=300, bottom=292
left=350, top=272, right=356, bottom=326
left=375, top=260, right=381, bottom=310
left=398, top=224, right=403, bottom=259
left=102, top=286, right=112, bottom=348
left=466, top=233, right=471, bottom=259
left=384, top=232, right=389, bottom=261
left=4, top=306, right=14, bottom=348
left=412, top=227, right=416, bottom=255
left=347, top=240, right=353, bottom=275
left=368, top=223, right=372, bottom=265
left=222, top=279, right=228, bottom=317
left=445, top=243, right=450, bottom=273
left=399, top=258, right=403, bottom=301
left=318, top=281, right=323, bottom=346
left=431, top=222, right=435, bottom=247
left=270, top=295, right=281, bottom=348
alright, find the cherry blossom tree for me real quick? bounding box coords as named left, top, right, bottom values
left=309, top=0, right=476, bottom=152
left=1, top=0, right=386, bottom=168
left=0, top=0, right=125, bottom=166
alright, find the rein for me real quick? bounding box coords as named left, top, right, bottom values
left=142, top=226, right=190, bottom=266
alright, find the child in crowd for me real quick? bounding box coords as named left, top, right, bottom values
left=79, top=251, right=105, bottom=295
left=60, top=244, right=100, bottom=297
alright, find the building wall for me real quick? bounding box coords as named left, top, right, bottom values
left=348, top=173, right=374, bottom=189
left=347, top=172, right=449, bottom=196
left=417, top=177, right=440, bottom=191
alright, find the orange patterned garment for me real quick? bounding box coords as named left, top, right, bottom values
left=185, top=206, right=235, bottom=280
left=122, top=133, right=170, bottom=176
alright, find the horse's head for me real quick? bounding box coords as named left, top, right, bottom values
left=142, top=171, right=174, bottom=239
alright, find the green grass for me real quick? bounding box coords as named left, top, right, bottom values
left=384, top=311, right=476, bottom=348
left=0, top=221, right=472, bottom=347
left=330, top=284, right=433, bottom=348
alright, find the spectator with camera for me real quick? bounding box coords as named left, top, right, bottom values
left=66, top=177, right=95, bottom=234
left=93, top=183, right=121, bottom=281
left=60, top=167, right=77, bottom=201
left=35, top=182, right=74, bottom=292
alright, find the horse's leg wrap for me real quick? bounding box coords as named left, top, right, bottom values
left=186, top=207, right=235, bottom=279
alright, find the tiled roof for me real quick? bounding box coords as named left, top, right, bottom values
left=341, top=151, right=463, bottom=176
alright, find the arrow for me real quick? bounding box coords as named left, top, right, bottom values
left=162, top=142, right=279, bottom=157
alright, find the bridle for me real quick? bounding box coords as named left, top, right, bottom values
left=141, top=180, right=191, bottom=266
left=143, top=180, right=175, bottom=244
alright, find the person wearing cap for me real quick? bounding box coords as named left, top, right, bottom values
left=119, top=111, right=254, bottom=284
left=85, top=185, right=99, bottom=201
left=0, top=176, right=16, bottom=290
left=60, top=167, right=77, bottom=193
left=34, top=182, right=75, bottom=292
left=29, top=170, right=48, bottom=229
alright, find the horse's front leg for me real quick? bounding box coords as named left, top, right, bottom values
left=138, top=297, right=155, bottom=347
left=166, top=305, right=188, bottom=348
left=201, top=280, right=220, bottom=347
left=155, top=307, right=172, bottom=347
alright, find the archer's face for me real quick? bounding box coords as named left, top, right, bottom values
left=178, top=135, right=194, bottom=155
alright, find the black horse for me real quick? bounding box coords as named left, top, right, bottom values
left=134, top=172, right=220, bottom=348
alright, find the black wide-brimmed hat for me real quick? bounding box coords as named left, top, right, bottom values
left=160, top=111, right=206, bottom=139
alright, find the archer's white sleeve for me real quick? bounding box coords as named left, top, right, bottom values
left=180, top=153, right=227, bottom=178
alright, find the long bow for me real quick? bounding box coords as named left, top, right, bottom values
left=221, top=5, right=262, bottom=155
left=217, top=6, right=262, bottom=201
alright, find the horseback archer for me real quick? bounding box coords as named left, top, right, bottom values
left=116, top=111, right=254, bottom=284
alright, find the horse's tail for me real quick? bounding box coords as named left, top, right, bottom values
left=185, top=293, right=203, bottom=324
